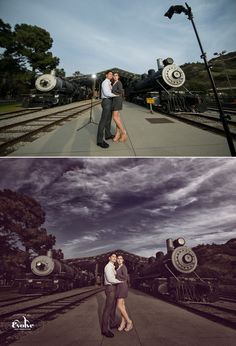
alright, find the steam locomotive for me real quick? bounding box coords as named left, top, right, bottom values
left=17, top=250, right=94, bottom=293
left=132, top=238, right=217, bottom=302
left=126, top=58, right=206, bottom=113
left=22, top=71, right=92, bottom=108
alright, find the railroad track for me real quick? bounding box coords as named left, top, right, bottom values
left=193, top=112, right=236, bottom=125
left=164, top=110, right=236, bottom=139
left=220, top=297, right=236, bottom=304
left=208, top=107, right=236, bottom=115
left=0, top=294, right=44, bottom=308
left=0, top=286, right=104, bottom=345
left=0, top=101, right=101, bottom=156
left=159, top=295, right=236, bottom=330
left=0, top=107, right=43, bottom=121
left=136, top=102, right=236, bottom=139
left=0, top=108, right=42, bottom=121
left=180, top=299, right=236, bottom=330
left=138, top=289, right=236, bottom=330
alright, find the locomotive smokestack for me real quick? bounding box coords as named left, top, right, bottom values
left=47, top=250, right=53, bottom=258
left=157, top=58, right=164, bottom=71
left=166, top=238, right=174, bottom=253
left=50, top=70, right=56, bottom=76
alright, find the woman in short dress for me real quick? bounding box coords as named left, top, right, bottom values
left=111, top=72, right=127, bottom=142
left=116, top=255, right=133, bottom=332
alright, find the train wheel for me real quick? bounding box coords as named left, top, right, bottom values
left=22, top=99, right=29, bottom=108
left=19, top=285, right=27, bottom=294
left=54, top=284, right=60, bottom=292
left=161, top=103, right=170, bottom=114
left=169, top=288, right=177, bottom=301
left=206, top=291, right=219, bottom=302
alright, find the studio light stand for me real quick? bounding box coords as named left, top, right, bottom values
left=165, top=3, right=236, bottom=156
left=77, top=74, right=98, bottom=132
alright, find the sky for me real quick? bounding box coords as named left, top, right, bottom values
left=0, top=158, right=235, bottom=259
left=0, top=0, right=236, bottom=76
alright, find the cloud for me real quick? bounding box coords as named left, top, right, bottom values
left=0, top=158, right=235, bottom=258
left=168, top=159, right=236, bottom=201
left=1, top=0, right=235, bottom=74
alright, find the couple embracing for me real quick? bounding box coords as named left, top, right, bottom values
left=97, top=71, right=127, bottom=149
left=101, top=253, right=133, bottom=338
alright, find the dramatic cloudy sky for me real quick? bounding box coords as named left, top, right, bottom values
left=0, top=158, right=235, bottom=259
left=0, top=0, right=235, bottom=75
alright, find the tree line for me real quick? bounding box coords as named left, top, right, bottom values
left=0, top=189, right=63, bottom=281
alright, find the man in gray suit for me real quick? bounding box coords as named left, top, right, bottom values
left=97, top=71, right=117, bottom=149
left=101, top=253, right=123, bottom=338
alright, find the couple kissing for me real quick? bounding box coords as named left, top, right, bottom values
left=101, top=253, right=133, bottom=338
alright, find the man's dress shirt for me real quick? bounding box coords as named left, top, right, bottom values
left=104, top=262, right=122, bottom=285
left=101, top=79, right=117, bottom=99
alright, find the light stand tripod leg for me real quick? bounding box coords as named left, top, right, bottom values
left=77, top=97, right=99, bottom=132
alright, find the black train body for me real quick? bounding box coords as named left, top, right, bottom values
left=126, top=58, right=206, bottom=113
left=18, top=250, right=94, bottom=293
left=132, top=238, right=217, bottom=302
left=23, top=71, right=91, bottom=108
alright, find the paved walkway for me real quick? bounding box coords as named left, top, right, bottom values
left=9, top=102, right=235, bottom=157
left=11, top=289, right=236, bottom=346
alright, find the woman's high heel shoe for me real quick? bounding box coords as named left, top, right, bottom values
left=113, top=129, right=121, bottom=142
left=124, top=320, right=133, bottom=332
left=118, top=320, right=126, bottom=331
left=119, top=131, right=127, bottom=142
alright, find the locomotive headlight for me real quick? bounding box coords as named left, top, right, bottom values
left=173, top=237, right=186, bottom=247
left=54, top=280, right=59, bottom=283
left=55, top=94, right=59, bottom=98
left=177, top=238, right=185, bottom=245
left=28, top=279, right=33, bottom=283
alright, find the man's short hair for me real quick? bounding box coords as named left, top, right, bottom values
left=105, top=70, right=113, bottom=76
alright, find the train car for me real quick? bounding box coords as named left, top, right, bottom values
left=17, top=250, right=92, bottom=293
left=126, top=58, right=206, bottom=113
left=132, top=238, right=218, bottom=302
left=22, top=71, right=92, bottom=108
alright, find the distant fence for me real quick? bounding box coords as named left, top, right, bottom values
left=0, top=99, right=18, bottom=105
left=0, top=278, right=14, bottom=288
